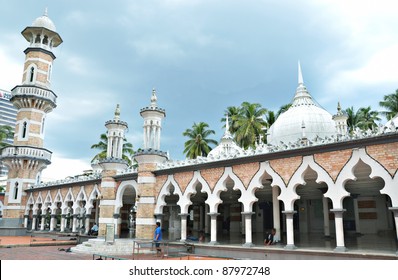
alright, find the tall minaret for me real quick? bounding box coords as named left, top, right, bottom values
left=140, top=88, right=166, bottom=150
left=0, top=10, right=62, bottom=227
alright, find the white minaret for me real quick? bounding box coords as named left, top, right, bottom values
left=105, top=104, right=128, bottom=159
left=140, top=88, right=166, bottom=150
left=333, top=102, right=348, bottom=137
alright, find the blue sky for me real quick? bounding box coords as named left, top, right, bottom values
left=1, top=0, right=398, bottom=181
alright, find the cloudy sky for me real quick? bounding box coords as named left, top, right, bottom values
left=1, top=0, right=398, bottom=181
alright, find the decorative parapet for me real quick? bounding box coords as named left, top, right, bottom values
left=11, top=85, right=57, bottom=107
left=33, top=172, right=102, bottom=189
left=158, top=125, right=398, bottom=170
left=0, top=146, right=52, bottom=163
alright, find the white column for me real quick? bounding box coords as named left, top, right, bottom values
left=322, top=196, right=330, bottom=237
left=50, top=214, right=56, bottom=231
left=283, top=211, right=296, bottom=249
left=113, top=214, right=120, bottom=237
left=331, top=209, right=346, bottom=252
left=242, top=212, right=254, bottom=247
left=72, top=214, right=78, bottom=233
left=85, top=214, right=91, bottom=234
left=179, top=213, right=188, bottom=241
left=24, top=215, right=29, bottom=228
left=107, top=135, right=112, bottom=157
left=208, top=213, right=219, bottom=245
left=205, top=205, right=210, bottom=234
left=60, top=215, right=66, bottom=232
left=272, top=187, right=281, bottom=241
left=32, top=215, right=37, bottom=231
left=118, top=136, right=123, bottom=158
left=39, top=215, right=45, bottom=231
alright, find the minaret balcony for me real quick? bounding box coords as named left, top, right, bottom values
left=0, top=146, right=52, bottom=165
left=11, top=85, right=57, bottom=112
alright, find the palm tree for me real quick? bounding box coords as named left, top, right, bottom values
left=379, top=89, right=398, bottom=120
left=220, top=106, right=241, bottom=134
left=91, top=133, right=135, bottom=166
left=345, top=106, right=361, bottom=133
left=183, top=122, right=218, bottom=159
left=357, top=106, right=381, bottom=130
left=235, top=102, right=267, bottom=149
left=0, top=125, right=14, bottom=149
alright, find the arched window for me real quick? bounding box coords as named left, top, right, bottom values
left=22, top=121, right=27, bottom=138
left=14, top=182, right=19, bottom=200
left=47, top=64, right=52, bottom=82
left=35, top=34, right=41, bottom=43
left=42, top=117, right=45, bottom=134
left=43, top=35, right=48, bottom=45
left=30, top=67, right=35, bottom=83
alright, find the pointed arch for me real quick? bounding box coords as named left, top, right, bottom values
left=280, top=155, right=334, bottom=211
left=207, top=167, right=245, bottom=213
left=246, top=161, right=286, bottom=212
left=87, top=184, right=101, bottom=211
left=155, top=175, right=183, bottom=214
left=180, top=171, right=211, bottom=213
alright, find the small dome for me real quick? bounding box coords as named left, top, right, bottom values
left=267, top=63, right=336, bottom=145
left=32, top=9, right=56, bottom=32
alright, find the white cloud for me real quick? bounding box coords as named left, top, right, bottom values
left=41, top=154, right=92, bottom=182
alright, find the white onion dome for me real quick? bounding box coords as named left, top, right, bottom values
left=267, top=63, right=336, bottom=145
left=32, top=9, right=57, bottom=32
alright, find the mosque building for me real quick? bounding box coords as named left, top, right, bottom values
left=1, top=11, right=397, bottom=258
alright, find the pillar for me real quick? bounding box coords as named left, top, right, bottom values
left=242, top=212, right=254, bottom=247
left=272, top=187, right=281, bottom=242
left=283, top=211, right=296, bottom=249
left=50, top=214, right=57, bottom=231
left=24, top=215, right=29, bottom=228
left=331, top=209, right=346, bottom=252
left=113, top=213, right=120, bottom=238
left=60, top=214, right=66, bottom=232
left=322, top=197, right=330, bottom=237
left=208, top=213, right=219, bottom=245
left=84, top=214, right=91, bottom=234
left=72, top=214, right=78, bottom=233
left=32, top=215, right=37, bottom=231
left=179, top=213, right=189, bottom=241
left=352, top=195, right=361, bottom=234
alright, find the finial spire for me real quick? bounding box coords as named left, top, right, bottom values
left=225, top=114, right=230, bottom=132
left=44, top=7, right=48, bottom=16
left=150, top=88, right=158, bottom=107
left=114, top=104, right=120, bottom=121
left=298, top=60, right=304, bottom=85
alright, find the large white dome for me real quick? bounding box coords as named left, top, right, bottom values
left=267, top=66, right=336, bottom=145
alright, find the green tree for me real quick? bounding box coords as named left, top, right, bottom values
left=183, top=122, right=218, bottom=159
left=345, top=106, right=361, bottom=133
left=379, top=89, right=398, bottom=120
left=90, top=133, right=135, bottom=166
left=220, top=106, right=241, bottom=134
left=235, top=102, right=268, bottom=149
left=357, top=106, right=381, bottom=130
left=0, top=125, right=14, bottom=149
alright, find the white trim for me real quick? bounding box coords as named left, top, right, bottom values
left=136, top=217, right=156, bottom=225
left=100, top=200, right=116, bottom=206
left=138, top=176, right=156, bottom=184
left=25, top=57, right=51, bottom=65
left=4, top=205, right=25, bottom=210
left=98, top=218, right=114, bottom=224
left=18, top=108, right=47, bottom=114
left=101, top=181, right=115, bottom=188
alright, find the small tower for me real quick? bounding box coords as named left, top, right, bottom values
left=140, top=88, right=166, bottom=150
left=333, top=102, right=348, bottom=137
left=0, top=10, right=62, bottom=228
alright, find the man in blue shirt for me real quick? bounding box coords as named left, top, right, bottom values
left=154, top=222, right=162, bottom=256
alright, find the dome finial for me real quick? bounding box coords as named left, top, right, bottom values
left=114, top=104, right=120, bottom=121
left=298, top=60, right=304, bottom=85
left=44, top=7, right=48, bottom=16
left=151, top=88, right=158, bottom=107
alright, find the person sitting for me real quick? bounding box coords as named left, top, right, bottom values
left=264, top=228, right=276, bottom=245
left=88, top=223, right=99, bottom=236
